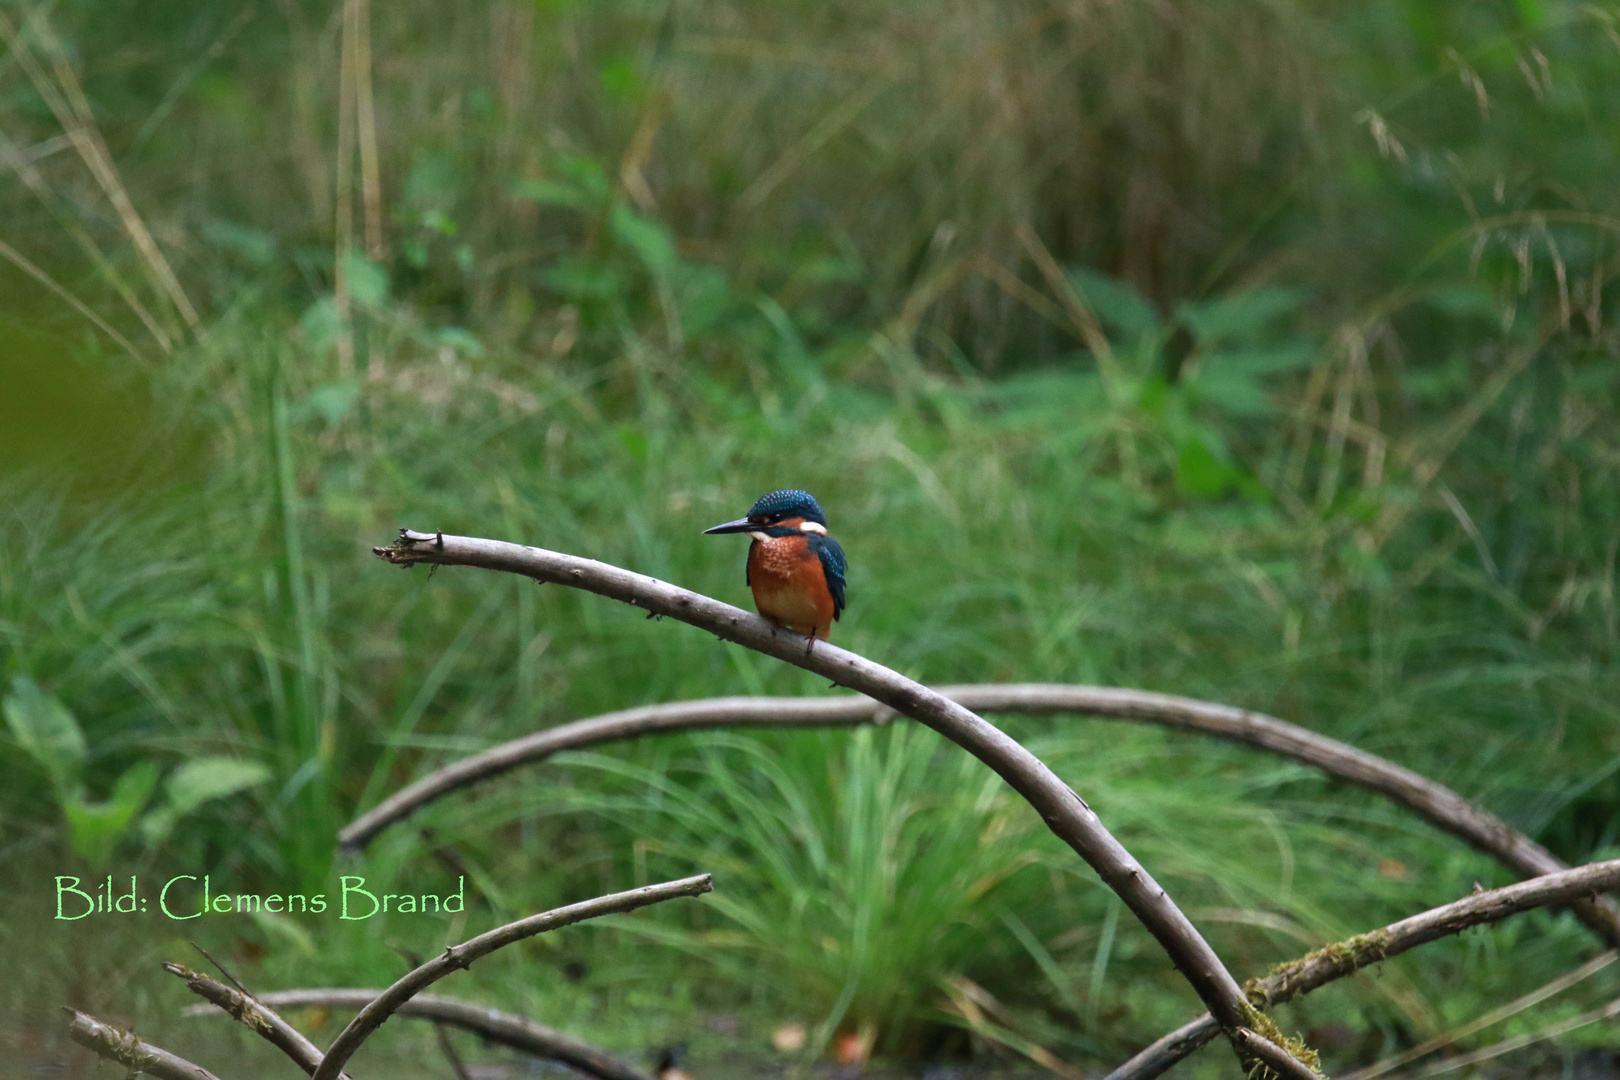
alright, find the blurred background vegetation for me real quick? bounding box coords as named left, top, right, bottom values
left=2, top=0, right=1619, bottom=1076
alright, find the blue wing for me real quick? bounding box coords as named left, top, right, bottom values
left=809, top=534, right=847, bottom=620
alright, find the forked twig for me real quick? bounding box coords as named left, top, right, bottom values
left=1105, top=858, right=1620, bottom=1080
left=370, top=529, right=1270, bottom=1064
left=64, top=1007, right=222, bottom=1080
left=335, top=684, right=1620, bottom=951
left=162, top=962, right=345, bottom=1078
left=205, top=988, right=658, bottom=1080
left=189, top=941, right=252, bottom=998
left=308, top=874, right=713, bottom=1080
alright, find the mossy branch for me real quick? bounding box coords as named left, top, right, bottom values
left=161, top=962, right=345, bottom=1079
left=1232, top=1024, right=1323, bottom=1080
left=1105, top=857, right=1620, bottom=1080
left=64, top=1008, right=222, bottom=1080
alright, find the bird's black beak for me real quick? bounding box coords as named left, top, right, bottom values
left=703, top=517, right=757, bottom=535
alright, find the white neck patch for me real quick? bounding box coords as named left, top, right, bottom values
left=799, top=521, right=827, bottom=535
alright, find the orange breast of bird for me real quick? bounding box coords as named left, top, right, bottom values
left=747, top=533, right=836, bottom=639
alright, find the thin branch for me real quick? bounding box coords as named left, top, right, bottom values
left=212, top=989, right=658, bottom=1080
left=333, top=0, right=358, bottom=375
left=351, top=0, right=384, bottom=260
left=0, top=235, right=145, bottom=358
left=340, top=695, right=878, bottom=849
left=390, top=945, right=474, bottom=1080
left=162, top=962, right=344, bottom=1079
left=1340, top=949, right=1619, bottom=1080
left=430, top=1017, right=474, bottom=1080
left=5, top=10, right=200, bottom=330
left=308, top=873, right=713, bottom=1080
left=1401, top=995, right=1620, bottom=1079
left=1104, top=858, right=1620, bottom=1080
left=0, top=122, right=173, bottom=352
left=1111, top=1015, right=1223, bottom=1080
left=336, top=683, right=1620, bottom=951
left=1015, top=222, right=1120, bottom=383
left=370, top=530, right=1263, bottom=1054
left=190, top=941, right=253, bottom=998
left=64, top=1007, right=223, bottom=1080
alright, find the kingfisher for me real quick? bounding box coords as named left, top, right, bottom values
left=704, top=489, right=847, bottom=648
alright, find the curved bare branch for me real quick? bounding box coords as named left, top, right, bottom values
left=310, top=873, right=713, bottom=1080
left=64, top=1008, right=222, bottom=1080
left=1104, top=857, right=1620, bottom=1080
left=336, top=683, right=1620, bottom=950
left=239, top=989, right=655, bottom=1080
left=370, top=529, right=1263, bottom=1052
left=339, top=695, right=877, bottom=849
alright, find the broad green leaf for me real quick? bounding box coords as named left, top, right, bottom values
left=343, top=251, right=389, bottom=309
left=1189, top=371, right=1275, bottom=418
left=1425, top=283, right=1497, bottom=321
left=302, top=381, right=360, bottom=425
left=1177, top=287, right=1302, bottom=345
left=1209, top=345, right=1318, bottom=377
left=112, top=758, right=162, bottom=812
left=249, top=909, right=317, bottom=955
left=542, top=257, right=621, bottom=300
left=511, top=155, right=611, bottom=210
left=166, top=757, right=273, bottom=816
left=299, top=296, right=343, bottom=353
left=1067, top=267, right=1162, bottom=343
left=511, top=178, right=591, bottom=208
left=434, top=327, right=486, bottom=358
left=599, top=53, right=644, bottom=102
left=202, top=219, right=276, bottom=266
left=1175, top=437, right=1236, bottom=499
left=4, top=676, right=86, bottom=793
left=610, top=203, right=678, bottom=271
left=65, top=799, right=137, bottom=862
left=673, top=264, right=734, bottom=337
left=404, top=152, right=457, bottom=210
left=616, top=425, right=649, bottom=462
left=64, top=760, right=160, bottom=865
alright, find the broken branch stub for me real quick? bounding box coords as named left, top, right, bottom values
left=64, top=1008, right=223, bottom=1080
left=161, top=962, right=345, bottom=1079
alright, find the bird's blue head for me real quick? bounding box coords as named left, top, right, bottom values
left=703, top=489, right=829, bottom=535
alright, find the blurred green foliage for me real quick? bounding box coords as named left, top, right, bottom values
left=2, top=0, right=1620, bottom=1075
